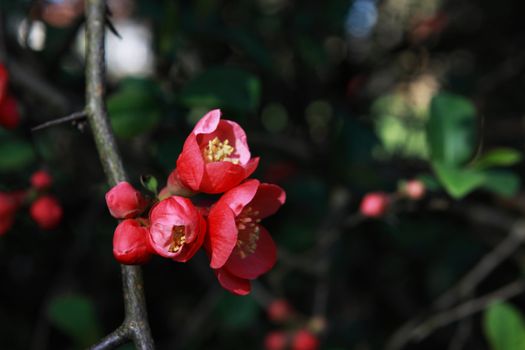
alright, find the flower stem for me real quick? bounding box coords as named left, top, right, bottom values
left=85, top=0, right=154, bottom=349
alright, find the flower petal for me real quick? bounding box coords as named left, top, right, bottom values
left=216, top=179, right=260, bottom=216
left=224, top=226, right=277, bottom=279
left=200, top=162, right=246, bottom=194
left=216, top=268, right=251, bottom=295
left=250, top=183, right=286, bottom=219
left=193, top=109, right=221, bottom=135
left=176, top=134, right=205, bottom=192
left=208, top=203, right=238, bottom=269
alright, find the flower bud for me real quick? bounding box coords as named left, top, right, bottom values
left=30, top=195, right=63, bottom=229
left=404, top=179, right=425, bottom=200
left=105, top=182, right=147, bottom=219
left=31, top=170, right=53, bottom=190
left=359, top=192, right=389, bottom=218
left=291, top=330, right=319, bottom=350
left=113, top=219, right=152, bottom=265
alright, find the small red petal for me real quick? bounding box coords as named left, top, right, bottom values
left=216, top=268, right=251, bottom=295
left=208, top=203, right=238, bottom=269
left=192, top=109, right=221, bottom=135
left=200, top=162, right=247, bottom=194
left=249, top=183, right=286, bottom=219
left=216, top=179, right=260, bottom=216
left=175, top=134, right=205, bottom=192
left=224, top=226, right=277, bottom=279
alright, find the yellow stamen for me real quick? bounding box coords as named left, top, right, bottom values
left=203, top=137, right=239, bottom=164
left=235, top=207, right=261, bottom=259
left=169, top=225, right=186, bottom=253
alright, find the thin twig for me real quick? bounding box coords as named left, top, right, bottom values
left=386, top=209, right=525, bottom=350
left=31, top=110, right=87, bottom=131
left=411, top=280, right=525, bottom=342
left=433, top=219, right=525, bottom=310
left=90, top=326, right=129, bottom=350
left=84, top=0, right=154, bottom=349
left=386, top=280, right=525, bottom=350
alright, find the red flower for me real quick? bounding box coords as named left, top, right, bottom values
left=148, top=196, right=206, bottom=262
left=0, top=94, right=20, bottom=129
left=31, top=170, right=53, bottom=190
left=207, top=179, right=285, bottom=295
left=30, top=195, right=63, bottom=230
left=169, top=109, right=259, bottom=194
left=113, top=219, right=152, bottom=265
left=267, top=299, right=295, bottom=323
left=105, top=181, right=148, bottom=219
left=359, top=192, right=389, bottom=218
left=291, top=330, right=319, bottom=350
left=265, top=331, right=288, bottom=350
left=0, top=192, right=20, bottom=235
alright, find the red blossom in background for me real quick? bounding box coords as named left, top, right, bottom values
left=267, top=299, right=295, bottom=323
left=31, top=170, right=53, bottom=190
left=265, top=330, right=288, bottom=350
left=207, top=179, right=285, bottom=295
left=0, top=192, right=21, bottom=235
left=105, top=181, right=148, bottom=219
left=30, top=195, right=63, bottom=230
left=359, top=192, right=389, bottom=218
left=113, top=219, right=152, bottom=265
left=291, top=330, right=319, bottom=350
left=148, top=196, right=206, bottom=262
left=403, top=179, right=426, bottom=200
left=0, top=64, right=8, bottom=102
left=168, top=109, right=259, bottom=194
left=0, top=94, right=19, bottom=129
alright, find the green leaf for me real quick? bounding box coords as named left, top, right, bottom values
left=481, top=170, right=520, bottom=197
left=484, top=301, right=525, bottom=350
left=472, top=148, right=522, bottom=170
left=48, top=295, right=101, bottom=348
left=140, top=174, right=158, bottom=194
left=108, top=78, right=163, bottom=139
left=179, top=67, right=261, bottom=113
left=427, top=92, right=477, bottom=166
left=432, top=162, right=485, bottom=199
left=0, top=138, right=35, bottom=172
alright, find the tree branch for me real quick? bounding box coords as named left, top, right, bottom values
left=84, top=0, right=154, bottom=349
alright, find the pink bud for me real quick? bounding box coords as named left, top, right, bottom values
left=105, top=182, right=148, bottom=219
left=113, top=219, right=152, bottom=265
left=404, top=180, right=425, bottom=200
left=359, top=192, right=389, bottom=218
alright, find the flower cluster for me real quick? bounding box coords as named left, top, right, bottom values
left=105, top=110, right=286, bottom=295
left=0, top=64, right=20, bottom=130
left=1, top=170, right=62, bottom=235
